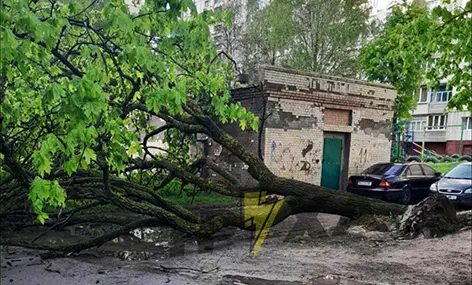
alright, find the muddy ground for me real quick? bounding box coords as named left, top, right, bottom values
left=1, top=213, right=471, bottom=285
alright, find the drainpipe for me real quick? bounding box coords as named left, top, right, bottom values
left=459, top=123, right=464, bottom=156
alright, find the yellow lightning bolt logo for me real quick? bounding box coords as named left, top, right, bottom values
left=244, top=191, right=284, bottom=257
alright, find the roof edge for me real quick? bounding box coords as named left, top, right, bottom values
left=261, top=65, right=395, bottom=90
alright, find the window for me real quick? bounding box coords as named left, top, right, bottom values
left=463, top=117, right=472, bottom=130
left=430, top=84, right=452, bottom=102
left=407, top=165, right=423, bottom=176
left=419, top=86, right=428, bottom=103
left=427, top=115, right=447, bottom=130
left=204, top=0, right=209, bottom=8
left=362, top=164, right=404, bottom=176
left=409, top=120, right=426, bottom=131
left=421, top=165, right=436, bottom=176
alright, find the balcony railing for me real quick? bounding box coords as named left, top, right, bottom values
left=411, top=130, right=447, bottom=142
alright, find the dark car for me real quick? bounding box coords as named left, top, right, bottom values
left=429, top=162, right=472, bottom=207
left=347, top=162, right=442, bottom=204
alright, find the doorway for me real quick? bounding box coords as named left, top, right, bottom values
left=320, top=132, right=350, bottom=190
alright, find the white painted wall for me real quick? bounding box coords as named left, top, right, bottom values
left=446, top=111, right=472, bottom=141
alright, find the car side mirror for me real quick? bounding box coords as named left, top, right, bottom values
left=435, top=172, right=442, bottom=177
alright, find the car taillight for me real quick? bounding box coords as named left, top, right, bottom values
left=348, top=177, right=353, bottom=185
left=379, top=180, right=391, bottom=189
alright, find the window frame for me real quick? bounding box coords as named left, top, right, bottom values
left=418, top=86, right=428, bottom=103
left=427, top=115, right=447, bottom=131
left=409, top=120, right=426, bottom=132
left=429, top=84, right=453, bottom=103
left=421, top=164, right=437, bottom=176
left=406, top=164, right=424, bottom=177
left=463, top=117, right=472, bottom=130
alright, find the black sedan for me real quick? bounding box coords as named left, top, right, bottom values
left=347, top=163, right=442, bottom=204
left=429, top=162, right=472, bottom=207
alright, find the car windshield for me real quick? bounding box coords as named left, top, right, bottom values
left=362, top=164, right=404, bottom=176
left=445, top=165, right=472, bottom=179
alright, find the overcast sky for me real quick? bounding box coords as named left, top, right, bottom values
left=376, top=0, right=390, bottom=9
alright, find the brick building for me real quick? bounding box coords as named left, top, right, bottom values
left=204, top=66, right=397, bottom=190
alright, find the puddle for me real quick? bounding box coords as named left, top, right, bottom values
left=223, top=275, right=373, bottom=285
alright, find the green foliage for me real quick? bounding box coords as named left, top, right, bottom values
left=1, top=0, right=258, bottom=223
left=28, top=177, right=66, bottom=224
left=359, top=1, right=472, bottom=119
left=359, top=3, right=435, bottom=120
left=427, top=1, right=472, bottom=112
left=244, top=0, right=371, bottom=77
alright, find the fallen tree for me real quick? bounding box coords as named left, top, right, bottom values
left=0, top=0, right=462, bottom=254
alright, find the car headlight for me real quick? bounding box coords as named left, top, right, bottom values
left=429, top=183, right=438, bottom=192
left=464, top=188, right=472, bottom=194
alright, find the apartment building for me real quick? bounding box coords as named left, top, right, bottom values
left=193, top=0, right=249, bottom=70
left=407, top=78, right=472, bottom=155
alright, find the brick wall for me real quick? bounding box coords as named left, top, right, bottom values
left=260, top=65, right=396, bottom=102
left=349, top=108, right=393, bottom=176
left=263, top=97, right=324, bottom=184
left=207, top=66, right=396, bottom=187
left=324, top=109, right=351, bottom=126
left=445, top=141, right=472, bottom=155
left=261, top=67, right=395, bottom=180
left=204, top=87, right=265, bottom=186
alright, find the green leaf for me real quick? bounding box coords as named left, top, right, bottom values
left=37, top=212, right=49, bottom=225
left=32, top=150, right=52, bottom=177
left=240, top=119, right=247, bottom=131
left=250, top=116, right=260, bottom=131
left=83, top=148, right=96, bottom=164
left=64, top=156, right=78, bottom=176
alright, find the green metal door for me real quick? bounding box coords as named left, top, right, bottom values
left=321, top=138, right=343, bottom=190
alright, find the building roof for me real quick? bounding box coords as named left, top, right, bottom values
left=260, top=65, right=395, bottom=90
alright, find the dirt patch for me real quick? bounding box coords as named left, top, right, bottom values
left=1, top=213, right=471, bottom=285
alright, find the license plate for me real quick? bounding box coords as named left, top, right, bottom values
left=446, top=195, right=457, bottom=200
left=357, top=181, right=372, bottom=186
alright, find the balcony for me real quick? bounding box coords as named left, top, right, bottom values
left=411, top=130, right=447, bottom=142
left=427, top=90, right=451, bottom=113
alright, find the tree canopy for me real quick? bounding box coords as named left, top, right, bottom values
left=359, top=0, right=472, bottom=120
left=243, top=0, right=371, bottom=78
left=1, top=0, right=259, bottom=222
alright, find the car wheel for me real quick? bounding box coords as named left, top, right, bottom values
left=401, top=187, right=412, bottom=205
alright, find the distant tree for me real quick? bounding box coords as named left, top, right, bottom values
left=242, top=0, right=295, bottom=80
left=359, top=3, right=434, bottom=120
left=243, top=0, right=371, bottom=79
left=426, top=0, right=472, bottom=112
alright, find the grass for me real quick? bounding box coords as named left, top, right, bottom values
left=161, top=162, right=463, bottom=205
left=428, top=162, right=461, bottom=174
left=163, top=191, right=234, bottom=205
left=158, top=179, right=235, bottom=205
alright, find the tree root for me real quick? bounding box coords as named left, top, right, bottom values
left=395, top=195, right=459, bottom=239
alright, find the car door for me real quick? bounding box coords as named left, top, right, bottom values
left=420, top=164, right=439, bottom=199
left=421, top=164, right=440, bottom=184
left=405, top=164, right=425, bottom=199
